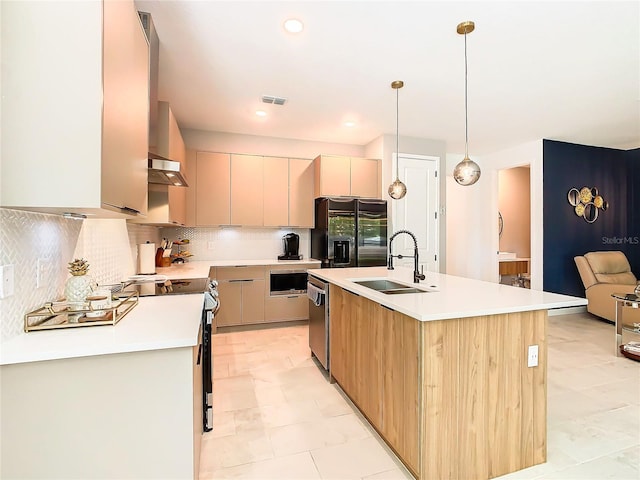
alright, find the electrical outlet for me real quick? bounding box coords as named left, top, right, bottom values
left=207, top=241, right=215, bottom=250
left=0, top=264, right=15, bottom=299
left=36, top=258, right=50, bottom=289
left=527, top=344, right=539, bottom=367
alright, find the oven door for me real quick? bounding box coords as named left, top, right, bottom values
left=202, top=305, right=213, bottom=432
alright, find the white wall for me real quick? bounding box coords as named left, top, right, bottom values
left=445, top=140, right=543, bottom=289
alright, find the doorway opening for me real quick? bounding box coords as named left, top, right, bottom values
left=498, top=165, right=531, bottom=287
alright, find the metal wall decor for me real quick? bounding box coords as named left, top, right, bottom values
left=567, top=186, right=607, bottom=223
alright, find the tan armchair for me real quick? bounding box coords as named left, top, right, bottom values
left=574, top=251, right=639, bottom=321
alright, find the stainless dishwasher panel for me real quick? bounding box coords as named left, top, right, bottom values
left=307, top=275, right=329, bottom=371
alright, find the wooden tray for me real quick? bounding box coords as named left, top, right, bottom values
left=619, top=344, right=640, bottom=362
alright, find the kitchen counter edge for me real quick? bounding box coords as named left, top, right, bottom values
left=0, top=294, right=204, bottom=366
left=308, top=266, right=588, bottom=322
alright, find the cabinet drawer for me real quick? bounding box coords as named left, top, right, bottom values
left=264, top=295, right=309, bottom=322
left=216, top=266, right=264, bottom=281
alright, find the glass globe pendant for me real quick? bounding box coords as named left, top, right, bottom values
left=453, top=21, right=481, bottom=186
left=388, top=80, right=407, bottom=200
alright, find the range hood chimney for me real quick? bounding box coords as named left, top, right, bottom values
left=139, top=11, right=188, bottom=188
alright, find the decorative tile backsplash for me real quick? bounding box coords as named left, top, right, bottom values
left=0, top=209, right=83, bottom=342
left=0, top=209, right=307, bottom=342
left=159, top=227, right=310, bottom=261
left=0, top=210, right=161, bottom=342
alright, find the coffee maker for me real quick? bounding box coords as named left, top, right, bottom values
left=278, top=233, right=302, bottom=260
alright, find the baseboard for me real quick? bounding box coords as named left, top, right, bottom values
left=548, top=305, right=587, bottom=316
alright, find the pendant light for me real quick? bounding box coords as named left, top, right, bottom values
left=453, top=21, right=481, bottom=186
left=388, top=80, right=407, bottom=200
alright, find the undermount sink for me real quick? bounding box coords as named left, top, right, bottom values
left=353, top=279, right=432, bottom=295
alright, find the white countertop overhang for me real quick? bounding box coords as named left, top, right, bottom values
left=0, top=294, right=205, bottom=366
left=308, top=266, right=587, bottom=322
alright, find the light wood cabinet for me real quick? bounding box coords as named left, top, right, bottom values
left=350, top=157, right=381, bottom=198
left=1, top=0, right=148, bottom=218
left=192, top=153, right=314, bottom=227
left=263, top=157, right=289, bottom=227
left=231, top=154, right=264, bottom=225
left=215, top=266, right=265, bottom=327
left=330, top=285, right=548, bottom=480
left=195, top=152, right=231, bottom=226
left=314, top=155, right=351, bottom=197
left=289, top=158, right=315, bottom=227
left=314, top=155, right=381, bottom=198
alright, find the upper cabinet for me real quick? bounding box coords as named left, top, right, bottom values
left=289, top=158, right=314, bottom=227
left=314, top=155, right=381, bottom=198
left=231, top=154, right=264, bottom=225
left=131, top=102, right=187, bottom=226
left=191, top=153, right=314, bottom=228
left=195, top=152, right=231, bottom=226
left=0, top=0, right=149, bottom=218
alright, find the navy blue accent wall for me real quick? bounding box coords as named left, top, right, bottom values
left=543, top=140, right=639, bottom=297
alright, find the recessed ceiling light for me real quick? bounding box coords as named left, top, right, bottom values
left=344, top=121, right=355, bottom=128
left=283, top=18, right=304, bottom=34
left=256, top=110, right=267, bottom=117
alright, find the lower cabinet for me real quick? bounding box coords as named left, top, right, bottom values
left=216, top=266, right=265, bottom=327
left=330, top=286, right=419, bottom=475
left=264, top=294, right=308, bottom=322
left=214, top=264, right=315, bottom=328
left=0, top=345, right=202, bottom=479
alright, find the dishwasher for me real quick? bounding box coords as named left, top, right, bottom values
left=307, top=275, right=329, bottom=371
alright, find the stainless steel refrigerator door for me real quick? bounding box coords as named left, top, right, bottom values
left=308, top=276, right=329, bottom=370
left=327, top=198, right=356, bottom=267
left=357, top=199, right=388, bottom=267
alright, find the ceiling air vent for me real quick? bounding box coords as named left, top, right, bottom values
left=261, top=95, right=287, bottom=105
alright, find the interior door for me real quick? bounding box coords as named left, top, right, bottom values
left=392, top=154, right=440, bottom=272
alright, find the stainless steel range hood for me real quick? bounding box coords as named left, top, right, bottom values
left=148, top=153, right=189, bottom=186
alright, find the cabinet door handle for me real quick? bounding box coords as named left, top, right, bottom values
left=120, top=205, right=142, bottom=215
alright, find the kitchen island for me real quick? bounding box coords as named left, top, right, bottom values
left=308, top=266, right=587, bottom=480
left=0, top=294, right=205, bottom=479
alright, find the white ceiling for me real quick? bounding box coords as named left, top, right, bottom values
left=134, top=0, right=639, bottom=155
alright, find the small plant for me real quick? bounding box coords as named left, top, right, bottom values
left=68, top=258, right=90, bottom=276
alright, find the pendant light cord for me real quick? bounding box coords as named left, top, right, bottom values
left=464, top=29, right=469, bottom=160
left=396, top=85, right=400, bottom=180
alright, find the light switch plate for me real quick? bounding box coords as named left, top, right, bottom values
left=37, top=258, right=50, bottom=289
left=0, top=264, right=15, bottom=298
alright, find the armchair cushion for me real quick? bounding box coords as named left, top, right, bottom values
left=584, top=251, right=637, bottom=285
left=574, top=251, right=638, bottom=322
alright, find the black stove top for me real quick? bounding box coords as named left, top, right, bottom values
left=120, top=277, right=210, bottom=297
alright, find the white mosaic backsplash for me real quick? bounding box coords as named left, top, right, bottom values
left=0, top=209, right=83, bottom=341
left=159, top=227, right=311, bottom=261
left=0, top=210, right=161, bottom=342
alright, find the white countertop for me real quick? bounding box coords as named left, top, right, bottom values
left=155, top=259, right=321, bottom=279
left=308, top=266, right=587, bottom=322
left=0, top=294, right=204, bottom=366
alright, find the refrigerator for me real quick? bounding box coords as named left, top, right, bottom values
left=311, top=197, right=388, bottom=268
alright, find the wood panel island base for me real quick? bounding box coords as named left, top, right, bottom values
left=310, top=267, right=587, bottom=480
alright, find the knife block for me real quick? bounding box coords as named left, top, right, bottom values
left=155, top=248, right=171, bottom=267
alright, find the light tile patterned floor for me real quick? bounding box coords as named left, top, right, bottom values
left=201, top=313, right=640, bottom=479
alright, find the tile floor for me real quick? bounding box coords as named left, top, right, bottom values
left=201, top=313, right=640, bottom=479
